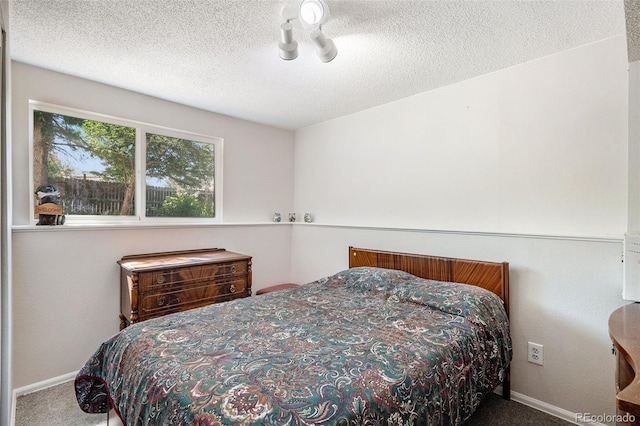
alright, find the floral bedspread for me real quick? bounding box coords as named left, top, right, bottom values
left=75, top=267, right=512, bottom=425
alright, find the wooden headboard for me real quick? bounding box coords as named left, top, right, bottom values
left=348, top=246, right=510, bottom=316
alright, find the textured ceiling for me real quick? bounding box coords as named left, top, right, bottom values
left=626, top=0, right=640, bottom=61
left=9, top=0, right=628, bottom=130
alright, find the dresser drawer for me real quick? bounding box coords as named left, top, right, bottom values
left=138, top=260, right=248, bottom=292
left=139, top=278, right=247, bottom=318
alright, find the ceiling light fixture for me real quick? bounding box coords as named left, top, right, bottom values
left=278, top=0, right=337, bottom=63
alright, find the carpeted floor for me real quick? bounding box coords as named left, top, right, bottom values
left=15, top=381, right=572, bottom=425
left=15, top=381, right=119, bottom=426
left=464, top=393, right=572, bottom=425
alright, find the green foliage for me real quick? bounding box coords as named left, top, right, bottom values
left=34, top=110, right=86, bottom=154
left=153, top=192, right=213, bottom=218
left=81, top=120, right=136, bottom=184
left=46, top=155, right=74, bottom=178
left=34, top=111, right=87, bottom=182
left=146, top=133, right=215, bottom=190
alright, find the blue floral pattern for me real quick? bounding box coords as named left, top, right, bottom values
left=76, top=267, right=512, bottom=425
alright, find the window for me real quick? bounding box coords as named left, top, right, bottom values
left=30, top=102, right=222, bottom=224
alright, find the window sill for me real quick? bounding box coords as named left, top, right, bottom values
left=11, top=221, right=290, bottom=232
left=11, top=221, right=623, bottom=242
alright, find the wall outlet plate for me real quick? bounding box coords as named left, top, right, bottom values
left=528, top=342, right=544, bottom=365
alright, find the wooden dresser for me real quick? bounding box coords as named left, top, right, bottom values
left=609, top=302, right=640, bottom=425
left=119, top=248, right=252, bottom=329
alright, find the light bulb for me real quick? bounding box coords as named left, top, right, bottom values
left=300, top=0, right=326, bottom=26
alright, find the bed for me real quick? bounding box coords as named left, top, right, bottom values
left=75, top=246, right=512, bottom=425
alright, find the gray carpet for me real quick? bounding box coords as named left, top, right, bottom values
left=15, top=381, right=116, bottom=426
left=465, top=393, right=572, bottom=425
left=15, top=381, right=571, bottom=425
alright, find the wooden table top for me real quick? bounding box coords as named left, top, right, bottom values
left=609, top=302, right=640, bottom=417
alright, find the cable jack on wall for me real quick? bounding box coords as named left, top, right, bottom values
left=278, top=0, right=338, bottom=63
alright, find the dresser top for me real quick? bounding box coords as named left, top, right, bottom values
left=118, top=248, right=251, bottom=272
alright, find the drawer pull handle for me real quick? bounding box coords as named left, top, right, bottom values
left=231, top=265, right=237, bottom=273
left=157, top=275, right=165, bottom=284
left=229, top=284, right=236, bottom=293
left=157, top=297, right=166, bottom=306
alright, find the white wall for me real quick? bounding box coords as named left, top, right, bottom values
left=294, top=37, right=627, bottom=238
left=291, top=36, right=629, bottom=420
left=629, top=60, right=640, bottom=233
left=10, top=63, right=296, bottom=389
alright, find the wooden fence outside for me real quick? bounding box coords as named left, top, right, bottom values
left=48, top=177, right=176, bottom=216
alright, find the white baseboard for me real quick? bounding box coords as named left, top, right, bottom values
left=493, top=387, right=606, bottom=426
left=13, top=370, right=77, bottom=397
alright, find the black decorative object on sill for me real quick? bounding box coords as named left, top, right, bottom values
left=35, top=184, right=65, bottom=226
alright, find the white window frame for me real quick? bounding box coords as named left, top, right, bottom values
left=29, top=100, right=223, bottom=226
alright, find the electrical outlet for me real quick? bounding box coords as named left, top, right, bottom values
left=528, top=342, right=544, bottom=365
